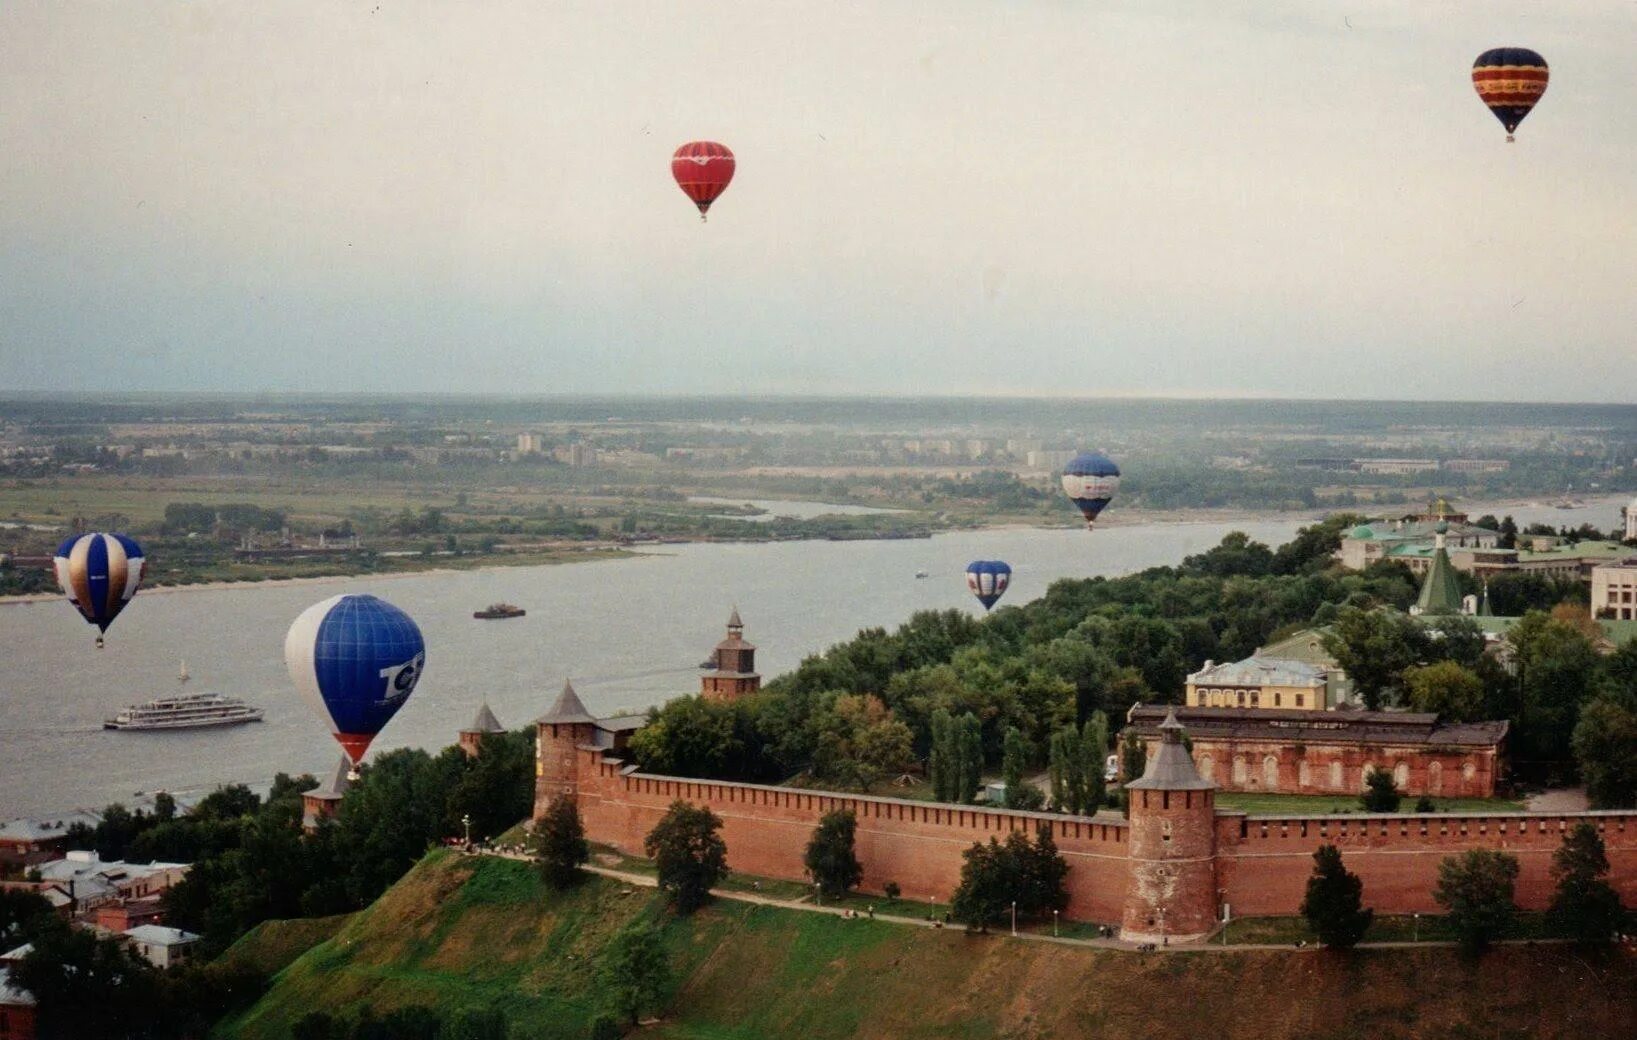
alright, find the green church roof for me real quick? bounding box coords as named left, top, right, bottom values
left=1350, top=524, right=1374, bottom=539
left=1415, top=547, right=1463, bottom=615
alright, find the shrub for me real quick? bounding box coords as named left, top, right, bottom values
left=1360, top=767, right=1402, bottom=813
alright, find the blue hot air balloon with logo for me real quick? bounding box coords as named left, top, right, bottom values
left=1061, top=451, right=1120, bottom=530
left=285, top=594, right=426, bottom=772
left=53, top=532, right=147, bottom=646
left=965, top=560, right=1012, bottom=610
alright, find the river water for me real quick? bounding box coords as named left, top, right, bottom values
left=0, top=494, right=1627, bottom=818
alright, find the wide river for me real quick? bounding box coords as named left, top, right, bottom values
left=0, top=495, right=1625, bottom=818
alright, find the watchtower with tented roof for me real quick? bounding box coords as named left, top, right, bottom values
left=701, top=608, right=761, bottom=702
left=534, top=680, right=598, bottom=804
left=1120, top=708, right=1220, bottom=944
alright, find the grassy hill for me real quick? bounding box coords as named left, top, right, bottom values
left=220, top=913, right=353, bottom=977
left=216, top=851, right=1637, bottom=1040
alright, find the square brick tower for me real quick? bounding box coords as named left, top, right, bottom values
left=458, top=700, right=505, bottom=758
left=1120, top=708, right=1220, bottom=944
left=701, top=608, right=761, bottom=702
left=533, top=680, right=598, bottom=815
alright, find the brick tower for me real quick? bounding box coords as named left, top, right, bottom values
left=1120, top=708, right=1219, bottom=944
left=458, top=700, right=505, bottom=758
left=533, top=680, right=598, bottom=817
left=700, top=607, right=761, bottom=702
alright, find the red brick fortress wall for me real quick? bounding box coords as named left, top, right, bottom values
left=571, top=748, right=1133, bottom=922
left=1216, top=811, right=1637, bottom=917
left=553, top=746, right=1637, bottom=929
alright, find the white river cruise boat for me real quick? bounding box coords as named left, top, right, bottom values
left=104, top=692, right=265, bottom=731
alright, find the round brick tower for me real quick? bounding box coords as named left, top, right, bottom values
left=1120, top=708, right=1219, bottom=944
left=533, top=679, right=598, bottom=818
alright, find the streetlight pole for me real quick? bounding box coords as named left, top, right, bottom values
left=461, top=814, right=471, bottom=847
left=1053, top=909, right=1059, bottom=938
left=1413, top=912, right=1420, bottom=943
left=1011, top=901, right=1017, bottom=937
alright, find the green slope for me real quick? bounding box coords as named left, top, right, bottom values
left=219, top=913, right=353, bottom=977
left=218, top=851, right=1637, bottom=1040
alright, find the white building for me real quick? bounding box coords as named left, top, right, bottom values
left=34, top=851, right=189, bottom=911
left=1026, top=449, right=1077, bottom=471
left=516, top=432, right=544, bottom=455
left=1625, top=496, right=1637, bottom=542
left=122, top=925, right=201, bottom=969
left=1592, top=560, right=1637, bottom=621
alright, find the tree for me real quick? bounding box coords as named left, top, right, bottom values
left=1322, top=607, right=1430, bottom=710
left=1360, top=767, right=1402, bottom=813
left=438, top=1007, right=509, bottom=1039
left=804, top=809, right=863, bottom=899
left=1572, top=693, right=1637, bottom=809
left=598, top=923, right=672, bottom=1027
left=644, top=801, right=727, bottom=914
left=1081, top=712, right=1109, bottom=811
left=533, top=794, right=589, bottom=889
left=1548, top=823, right=1623, bottom=944
left=448, top=729, right=536, bottom=840
left=950, top=827, right=1067, bottom=931
left=955, top=712, right=984, bottom=804
left=1120, top=727, right=1146, bottom=785
left=1404, top=661, right=1485, bottom=722
left=1433, top=849, right=1519, bottom=954
left=1000, top=727, right=1042, bottom=809
left=1507, top=611, right=1602, bottom=764
left=1299, top=845, right=1373, bottom=948
left=950, top=839, right=1011, bottom=933
left=928, top=709, right=955, bottom=803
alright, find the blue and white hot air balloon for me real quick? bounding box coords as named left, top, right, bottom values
left=965, top=560, right=1012, bottom=611
left=284, top=594, right=426, bottom=772
left=1061, top=451, right=1120, bottom=530
left=53, top=532, right=147, bottom=646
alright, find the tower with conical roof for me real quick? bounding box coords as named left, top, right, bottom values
left=1414, top=520, right=1464, bottom=616
left=701, top=608, right=760, bottom=702
left=1120, top=709, right=1219, bottom=944
left=458, top=700, right=506, bottom=758
left=534, top=680, right=598, bottom=811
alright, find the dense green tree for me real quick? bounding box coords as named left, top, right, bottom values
left=1120, top=727, right=1146, bottom=785
left=533, top=795, right=589, bottom=889
left=1573, top=693, right=1637, bottom=809
left=1548, top=823, right=1624, bottom=944
left=627, top=696, right=749, bottom=779
left=1434, top=849, right=1519, bottom=955
left=1000, top=726, right=1036, bottom=809
left=645, top=801, right=728, bottom=914
left=437, top=1007, right=509, bottom=1040
left=1360, top=767, right=1402, bottom=813
left=1508, top=612, right=1602, bottom=764
left=928, top=708, right=955, bottom=802
left=1272, top=515, right=1365, bottom=575
left=1299, top=845, right=1373, bottom=949
left=955, top=712, right=984, bottom=804
left=804, top=809, right=863, bottom=899
left=0, top=889, right=54, bottom=949
left=597, top=923, right=673, bottom=1027
left=1322, top=607, right=1431, bottom=710
left=950, top=828, right=1067, bottom=932
left=1404, top=661, right=1486, bottom=722
left=14, top=922, right=160, bottom=1038
left=448, top=728, right=535, bottom=840
left=1082, top=712, right=1109, bottom=811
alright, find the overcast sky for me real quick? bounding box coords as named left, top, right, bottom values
left=3, top=2, right=1634, bottom=401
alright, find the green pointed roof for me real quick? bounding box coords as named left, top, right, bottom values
left=1416, top=547, right=1463, bottom=615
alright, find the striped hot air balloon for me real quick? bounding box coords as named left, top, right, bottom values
left=53, top=533, right=146, bottom=647
left=1061, top=451, right=1121, bottom=531
left=1472, top=48, right=1548, bottom=142
left=671, top=141, right=736, bottom=221
left=285, top=594, right=426, bottom=772
left=965, top=560, right=1012, bottom=611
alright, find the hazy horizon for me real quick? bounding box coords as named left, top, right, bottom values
left=5, top=2, right=1636, bottom=401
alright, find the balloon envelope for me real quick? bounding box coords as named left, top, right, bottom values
left=54, top=533, right=146, bottom=635
left=671, top=141, right=735, bottom=219
left=965, top=560, right=1012, bottom=610
left=1472, top=48, right=1548, bottom=139
left=1061, top=451, right=1121, bottom=529
left=285, top=594, right=426, bottom=766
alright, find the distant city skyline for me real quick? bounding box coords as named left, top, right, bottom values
left=3, top=2, right=1635, bottom=401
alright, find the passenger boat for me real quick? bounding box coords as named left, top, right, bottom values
left=104, top=692, right=265, bottom=731
left=473, top=603, right=526, bottom=619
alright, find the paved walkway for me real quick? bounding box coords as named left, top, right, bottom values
left=480, top=849, right=1555, bottom=955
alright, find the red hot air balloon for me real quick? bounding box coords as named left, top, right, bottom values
left=1471, top=48, right=1548, bottom=142
left=671, top=141, right=735, bottom=221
